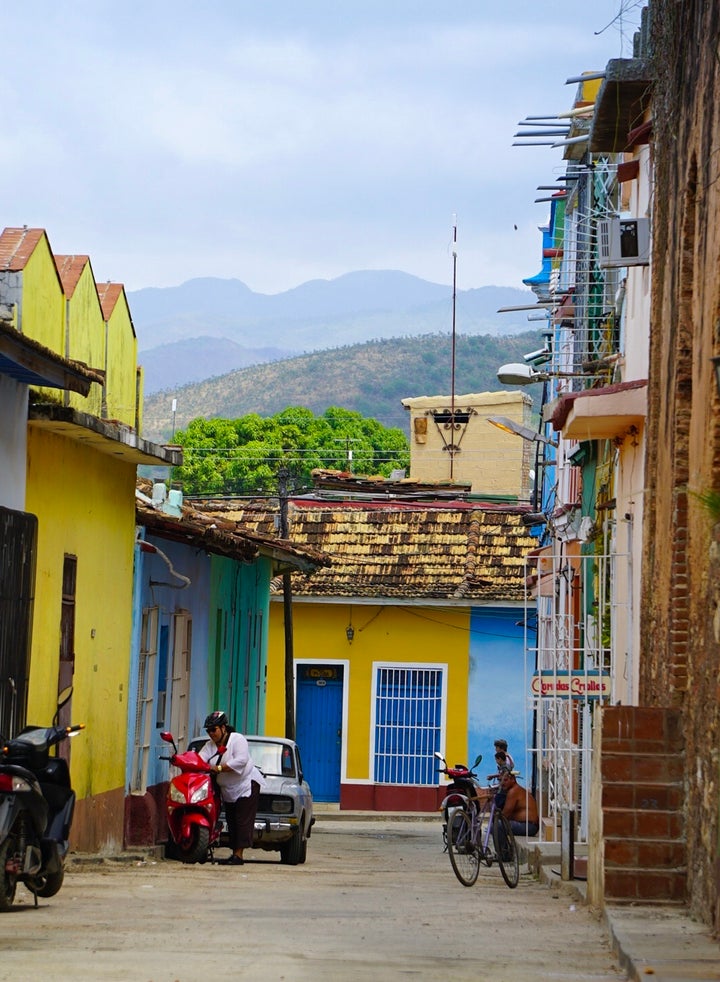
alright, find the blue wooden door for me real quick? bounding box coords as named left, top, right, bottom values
left=296, top=664, right=343, bottom=802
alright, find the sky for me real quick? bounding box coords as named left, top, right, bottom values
left=1, top=1, right=644, bottom=296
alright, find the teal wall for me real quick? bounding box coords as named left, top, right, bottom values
left=209, top=555, right=273, bottom=733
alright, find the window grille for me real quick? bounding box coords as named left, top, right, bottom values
left=373, top=665, right=444, bottom=785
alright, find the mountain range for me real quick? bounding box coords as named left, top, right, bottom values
left=141, top=330, right=545, bottom=444
left=129, top=272, right=536, bottom=394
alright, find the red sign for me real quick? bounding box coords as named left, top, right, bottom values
left=531, top=671, right=610, bottom=699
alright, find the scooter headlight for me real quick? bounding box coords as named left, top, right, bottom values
left=189, top=785, right=208, bottom=805
left=169, top=784, right=186, bottom=804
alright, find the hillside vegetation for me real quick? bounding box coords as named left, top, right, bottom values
left=142, top=330, right=544, bottom=443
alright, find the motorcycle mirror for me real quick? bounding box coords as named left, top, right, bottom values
left=160, top=732, right=175, bottom=744
left=434, top=751, right=445, bottom=761
left=473, top=754, right=483, bottom=768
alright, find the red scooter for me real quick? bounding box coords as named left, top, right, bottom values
left=159, top=732, right=223, bottom=863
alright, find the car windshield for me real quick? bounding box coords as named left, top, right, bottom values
left=249, top=741, right=295, bottom=778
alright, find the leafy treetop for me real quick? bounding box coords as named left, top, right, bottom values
left=172, top=407, right=410, bottom=495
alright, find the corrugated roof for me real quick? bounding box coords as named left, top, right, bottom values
left=197, top=498, right=536, bottom=601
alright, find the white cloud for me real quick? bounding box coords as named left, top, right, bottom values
left=0, top=1, right=642, bottom=293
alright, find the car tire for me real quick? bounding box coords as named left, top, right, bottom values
left=280, top=821, right=307, bottom=865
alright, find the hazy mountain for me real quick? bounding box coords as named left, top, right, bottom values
left=139, top=337, right=291, bottom=393
left=142, top=330, right=545, bottom=443
left=130, top=271, right=536, bottom=392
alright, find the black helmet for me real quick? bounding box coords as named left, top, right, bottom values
left=204, top=710, right=228, bottom=731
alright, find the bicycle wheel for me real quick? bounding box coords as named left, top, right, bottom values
left=492, top=811, right=520, bottom=888
left=447, top=809, right=480, bottom=887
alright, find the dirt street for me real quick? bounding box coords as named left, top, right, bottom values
left=0, top=820, right=625, bottom=981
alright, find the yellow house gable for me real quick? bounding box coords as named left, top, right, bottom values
left=56, top=255, right=106, bottom=417
left=0, top=227, right=64, bottom=355
left=97, top=282, right=138, bottom=427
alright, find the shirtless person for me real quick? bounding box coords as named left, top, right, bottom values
left=499, top=768, right=539, bottom=836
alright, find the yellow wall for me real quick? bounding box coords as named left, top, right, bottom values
left=65, top=265, right=106, bottom=416
left=25, top=428, right=136, bottom=811
left=18, top=234, right=64, bottom=357
left=265, top=600, right=469, bottom=780
left=401, top=391, right=534, bottom=497
left=104, top=293, right=137, bottom=426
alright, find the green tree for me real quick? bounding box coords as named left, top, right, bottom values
left=172, top=408, right=410, bottom=495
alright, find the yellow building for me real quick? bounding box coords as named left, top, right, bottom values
left=207, top=491, right=536, bottom=810
left=0, top=227, right=179, bottom=852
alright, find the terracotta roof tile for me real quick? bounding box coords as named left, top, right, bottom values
left=0, top=227, right=46, bottom=271
left=55, top=255, right=91, bottom=298
left=96, top=282, right=124, bottom=320
left=196, top=498, right=537, bottom=602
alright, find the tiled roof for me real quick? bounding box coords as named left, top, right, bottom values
left=137, top=481, right=329, bottom=572
left=197, top=498, right=537, bottom=601
left=55, top=255, right=91, bottom=298
left=96, top=282, right=124, bottom=320
left=0, top=227, right=46, bottom=271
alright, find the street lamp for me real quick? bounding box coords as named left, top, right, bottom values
left=496, top=363, right=594, bottom=386
left=487, top=415, right=557, bottom=447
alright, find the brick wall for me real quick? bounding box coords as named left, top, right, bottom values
left=639, top=0, right=720, bottom=928
left=589, top=705, right=686, bottom=906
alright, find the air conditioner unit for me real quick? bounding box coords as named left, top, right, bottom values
left=597, top=217, right=650, bottom=268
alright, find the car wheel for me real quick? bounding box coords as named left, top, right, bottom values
left=280, top=821, right=307, bottom=865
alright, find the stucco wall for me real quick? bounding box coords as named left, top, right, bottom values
left=16, top=235, right=65, bottom=354
left=25, top=426, right=137, bottom=852
left=104, top=294, right=138, bottom=426
left=264, top=599, right=469, bottom=788
left=66, top=263, right=106, bottom=417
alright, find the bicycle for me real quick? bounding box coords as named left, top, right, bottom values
left=436, top=753, right=519, bottom=889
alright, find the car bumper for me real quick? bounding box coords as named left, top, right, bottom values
left=254, top=816, right=297, bottom=839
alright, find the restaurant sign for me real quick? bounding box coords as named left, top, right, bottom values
left=531, top=670, right=611, bottom=700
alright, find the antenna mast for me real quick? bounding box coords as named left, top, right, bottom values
left=450, top=219, right=458, bottom=479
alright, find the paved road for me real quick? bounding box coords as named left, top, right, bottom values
left=0, top=820, right=626, bottom=981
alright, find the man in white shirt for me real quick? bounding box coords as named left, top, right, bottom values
left=199, top=710, right=266, bottom=866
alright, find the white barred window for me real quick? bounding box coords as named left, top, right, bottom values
left=373, top=665, right=444, bottom=785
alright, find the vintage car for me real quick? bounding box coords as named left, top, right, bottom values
left=188, top=734, right=314, bottom=865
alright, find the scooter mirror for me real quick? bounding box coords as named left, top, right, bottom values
left=160, top=732, right=175, bottom=744
left=434, top=751, right=446, bottom=762
left=472, top=754, right=483, bottom=768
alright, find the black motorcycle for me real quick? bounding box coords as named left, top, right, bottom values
left=0, top=688, right=84, bottom=909
left=434, top=751, right=485, bottom=849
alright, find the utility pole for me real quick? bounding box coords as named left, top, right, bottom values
left=277, top=466, right=295, bottom=739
